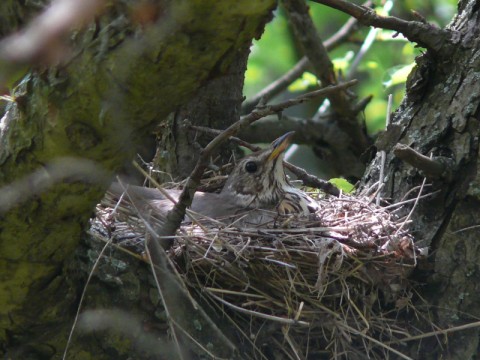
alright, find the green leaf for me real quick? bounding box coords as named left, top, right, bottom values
left=383, top=63, right=415, bottom=89
left=288, top=72, right=318, bottom=92
left=365, top=98, right=388, bottom=134
left=329, top=178, right=355, bottom=194
left=332, top=51, right=354, bottom=73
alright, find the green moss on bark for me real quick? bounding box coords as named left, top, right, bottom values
left=0, top=0, right=276, bottom=353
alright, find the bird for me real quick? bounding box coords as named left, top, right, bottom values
left=107, top=132, right=319, bottom=227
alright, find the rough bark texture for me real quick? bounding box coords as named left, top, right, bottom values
left=361, top=1, right=480, bottom=358
left=153, top=47, right=252, bottom=181
left=0, top=0, right=276, bottom=357
left=4, top=0, right=480, bottom=358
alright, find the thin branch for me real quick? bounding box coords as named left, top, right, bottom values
left=202, top=81, right=357, bottom=160
left=393, top=144, right=449, bottom=179
left=314, top=301, right=413, bottom=360
left=132, top=161, right=178, bottom=204
left=387, top=320, right=480, bottom=345
left=340, top=321, right=413, bottom=360
left=207, top=290, right=310, bottom=326
left=142, top=221, right=237, bottom=357
left=384, top=190, right=438, bottom=210
left=0, top=0, right=106, bottom=85
left=284, top=162, right=340, bottom=196
left=242, top=12, right=362, bottom=113
left=161, top=81, right=358, bottom=245
left=238, top=115, right=365, bottom=179
left=396, top=173, right=427, bottom=235
left=189, top=125, right=261, bottom=152
left=144, top=239, right=186, bottom=360
left=239, top=115, right=325, bottom=144
left=346, top=0, right=394, bottom=80
left=283, top=0, right=370, bottom=152
left=310, top=0, right=455, bottom=53
left=62, top=232, right=113, bottom=360
left=376, top=94, right=392, bottom=205
left=243, top=57, right=310, bottom=115
left=352, top=95, right=373, bottom=114
left=347, top=26, right=380, bottom=80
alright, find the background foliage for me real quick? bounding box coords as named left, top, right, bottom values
left=245, top=0, right=457, bottom=134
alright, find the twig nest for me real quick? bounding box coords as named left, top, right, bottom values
left=94, top=192, right=425, bottom=359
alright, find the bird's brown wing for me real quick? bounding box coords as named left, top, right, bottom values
left=190, top=192, right=279, bottom=226
left=106, top=183, right=235, bottom=223
left=106, top=182, right=279, bottom=227
left=104, top=183, right=177, bottom=228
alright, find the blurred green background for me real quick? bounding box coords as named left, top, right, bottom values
left=244, top=0, right=457, bottom=135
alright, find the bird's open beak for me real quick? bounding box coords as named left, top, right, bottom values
left=268, top=131, right=295, bottom=161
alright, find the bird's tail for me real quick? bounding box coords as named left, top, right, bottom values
left=103, top=182, right=180, bottom=229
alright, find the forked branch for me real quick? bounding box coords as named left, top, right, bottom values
left=310, top=0, right=455, bottom=53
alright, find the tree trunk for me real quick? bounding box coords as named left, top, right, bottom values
left=3, top=0, right=480, bottom=359
left=0, top=1, right=275, bottom=358
left=360, top=1, right=480, bottom=357
left=153, top=48, right=251, bottom=182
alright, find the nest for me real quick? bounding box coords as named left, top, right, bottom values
left=94, top=188, right=426, bottom=360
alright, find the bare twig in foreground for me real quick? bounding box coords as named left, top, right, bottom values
left=311, top=0, right=455, bottom=54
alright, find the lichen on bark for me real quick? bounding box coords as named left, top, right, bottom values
left=0, top=0, right=276, bottom=356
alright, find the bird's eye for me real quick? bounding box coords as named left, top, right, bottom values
left=245, top=161, right=258, bottom=173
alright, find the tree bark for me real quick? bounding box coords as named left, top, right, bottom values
left=4, top=0, right=480, bottom=359
left=153, top=47, right=252, bottom=181
left=360, top=1, right=480, bottom=358
left=0, top=0, right=275, bottom=357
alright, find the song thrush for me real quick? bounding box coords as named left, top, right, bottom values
left=108, top=132, right=319, bottom=226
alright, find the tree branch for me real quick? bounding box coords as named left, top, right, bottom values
left=310, top=0, right=456, bottom=53
left=283, top=0, right=335, bottom=86
left=0, top=0, right=279, bottom=350
left=189, top=124, right=261, bottom=152
left=0, top=0, right=106, bottom=86
left=284, top=161, right=340, bottom=196
left=393, top=143, right=454, bottom=179
left=353, top=95, right=373, bottom=114
left=238, top=115, right=338, bottom=144
left=283, top=0, right=370, bottom=152
left=346, top=0, right=394, bottom=81
left=238, top=115, right=365, bottom=178
left=242, top=13, right=361, bottom=113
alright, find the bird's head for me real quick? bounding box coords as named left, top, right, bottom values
left=221, top=132, right=295, bottom=208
